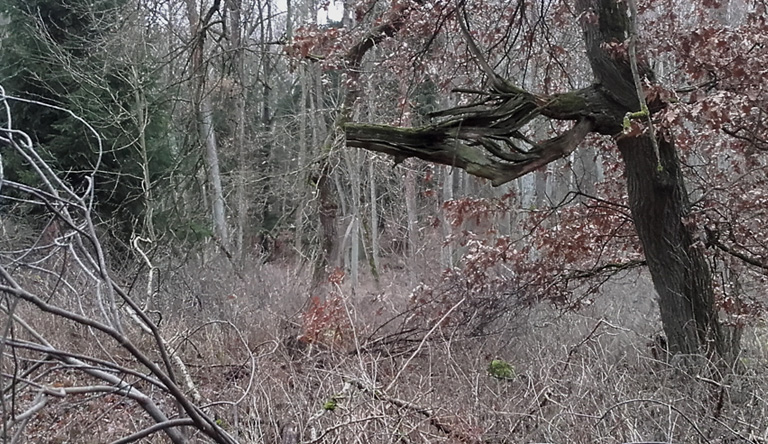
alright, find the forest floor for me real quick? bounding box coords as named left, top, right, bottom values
left=12, top=254, right=768, bottom=444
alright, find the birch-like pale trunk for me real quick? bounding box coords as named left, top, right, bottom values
left=404, top=162, right=418, bottom=257
left=184, top=0, right=229, bottom=248
left=227, top=0, right=247, bottom=259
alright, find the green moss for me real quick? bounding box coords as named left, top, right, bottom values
left=622, top=106, right=649, bottom=132
left=323, top=399, right=337, bottom=411
left=323, top=393, right=345, bottom=411
left=546, top=92, right=587, bottom=116
left=487, top=359, right=515, bottom=380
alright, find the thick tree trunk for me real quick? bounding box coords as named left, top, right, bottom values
left=313, top=162, right=339, bottom=285
left=578, top=0, right=726, bottom=358
left=619, top=133, right=724, bottom=357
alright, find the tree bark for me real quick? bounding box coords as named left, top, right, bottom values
left=226, top=0, right=247, bottom=259
left=405, top=162, right=418, bottom=257
left=579, top=0, right=725, bottom=358
left=184, top=0, right=228, bottom=247
left=618, top=133, right=723, bottom=356
left=313, top=161, right=339, bottom=285
left=440, top=166, right=454, bottom=268
left=368, top=158, right=381, bottom=282
left=294, top=66, right=310, bottom=253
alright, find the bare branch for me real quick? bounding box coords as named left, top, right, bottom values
left=346, top=119, right=593, bottom=186
left=109, top=419, right=197, bottom=444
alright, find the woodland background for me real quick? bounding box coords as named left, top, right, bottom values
left=0, top=0, right=767, bottom=442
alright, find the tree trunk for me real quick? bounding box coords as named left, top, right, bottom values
left=257, top=0, right=276, bottom=251
left=294, top=66, right=310, bottom=253
left=342, top=146, right=362, bottom=288
left=200, top=100, right=228, bottom=247
left=577, top=0, right=727, bottom=358
left=313, top=161, right=339, bottom=285
left=619, top=133, right=723, bottom=357
left=440, top=166, right=454, bottom=268
left=404, top=163, right=418, bottom=257
left=184, top=0, right=228, bottom=248
left=132, top=66, right=155, bottom=240
left=227, top=0, right=247, bottom=260
left=368, top=158, right=381, bottom=283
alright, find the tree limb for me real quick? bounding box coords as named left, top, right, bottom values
left=346, top=119, right=593, bottom=186
left=109, top=419, right=196, bottom=444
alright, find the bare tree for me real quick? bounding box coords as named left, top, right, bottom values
left=185, top=0, right=229, bottom=248
left=0, top=88, right=243, bottom=443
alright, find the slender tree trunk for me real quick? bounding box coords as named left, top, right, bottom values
left=344, top=148, right=361, bottom=288
left=132, top=66, right=155, bottom=240
left=404, top=163, right=418, bottom=257
left=200, top=101, right=228, bottom=246
left=227, top=0, right=247, bottom=259
left=286, top=0, right=292, bottom=41
left=294, top=67, right=310, bottom=252
left=573, top=144, right=600, bottom=201
left=257, top=0, right=276, bottom=246
left=440, top=166, right=454, bottom=268
left=368, top=159, right=380, bottom=280
left=534, top=168, right=548, bottom=208
left=184, top=0, right=228, bottom=247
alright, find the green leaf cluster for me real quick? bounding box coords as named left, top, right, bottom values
left=487, top=359, right=515, bottom=380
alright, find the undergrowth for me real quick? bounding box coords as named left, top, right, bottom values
left=7, top=254, right=767, bottom=444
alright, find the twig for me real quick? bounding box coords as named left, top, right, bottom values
left=108, top=418, right=196, bottom=444
left=385, top=297, right=466, bottom=392
left=349, top=379, right=479, bottom=443
left=302, top=415, right=386, bottom=444
left=133, top=235, right=202, bottom=403
left=597, top=398, right=710, bottom=443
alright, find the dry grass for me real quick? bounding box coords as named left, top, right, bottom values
left=4, top=253, right=767, bottom=444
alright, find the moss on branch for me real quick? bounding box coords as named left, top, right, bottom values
left=344, top=83, right=626, bottom=186
left=345, top=119, right=594, bottom=186
left=542, top=92, right=588, bottom=116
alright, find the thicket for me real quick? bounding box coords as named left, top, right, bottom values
left=1, top=0, right=768, bottom=442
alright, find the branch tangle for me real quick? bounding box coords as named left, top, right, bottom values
left=345, top=84, right=625, bottom=186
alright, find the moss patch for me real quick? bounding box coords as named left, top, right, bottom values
left=487, top=359, right=515, bottom=380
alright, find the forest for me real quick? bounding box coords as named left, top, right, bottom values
left=0, top=0, right=767, bottom=442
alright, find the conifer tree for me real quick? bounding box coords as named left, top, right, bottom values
left=0, top=0, right=171, bottom=238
